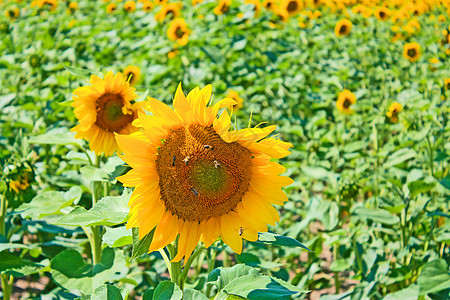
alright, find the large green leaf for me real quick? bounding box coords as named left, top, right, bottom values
left=255, top=232, right=310, bottom=251
left=384, top=149, right=417, bottom=168
left=384, top=285, right=419, bottom=300
left=152, top=281, right=182, bottom=300
left=0, top=252, right=43, bottom=277
left=103, top=226, right=132, bottom=248
left=182, top=288, right=209, bottom=300
left=353, top=207, right=399, bottom=225
left=417, top=259, right=450, bottom=295
left=53, top=189, right=130, bottom=227
left=29, top=129, right=83, bottom=146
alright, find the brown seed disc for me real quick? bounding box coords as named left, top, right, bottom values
left=95, top=94, right=134, bottom=132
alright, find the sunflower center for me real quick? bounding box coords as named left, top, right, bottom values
left=8, top=10, right=15, bottom=17
left=446, top=83, right=450, bottom=89
left=343, top=98, right=352, bottom=108
left=175, top=26, right=185, bottom=39
left=156, top=124, right=252, bottom=221
left=95, top=94, right=134, bottom=132
left=407, top=48, right=416, bottom=57
left=339, top=25, right=347, bottom=34
left=379, top=11, right=386, bottom=18
left=287, top=1, right=298, bottom=12
left=220, top=3, right=229, bottom=13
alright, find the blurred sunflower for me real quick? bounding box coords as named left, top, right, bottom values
left=37, top=0, right=58, bottom=11
left=168, top=48, right=179, bottom=59
left=106, top=3, right=117, bottom=13
left=155, top=2, right=181, bottom=22
left=192, top=0, right=203, bottom=5
left=375, top=7, right=389, bottom=20
left=262, top=0, right=275, bottom=10
left=226, top=90, right=244, bottom=111
left=386, top=102, right=402, bottom=123
left=403, top=42, right=421, bottom=62
left=116, top=84, right=293, bottom=262
left=336, top=90, right=356, bottom=114
left=143, top=1, right=153, bottom=12
left=438, top=14, right=446, bottom=22
left=67, top=2, right=78, bottom=14
left=71, top=71, right=144, bottom=156
left=334, top=19, right=352, bottom=37
left=124, top=1, right=136, bottom=12
left=270, top=6, right=289, bottom=26
left=214, top=0, right=231, bottom=15
left=444, top=78, right=450, bottom=90
left=167, top=18, right=190, bottom=46
left=4, top=7, right=20, bottom=19
left=123, top=66, right=141, bottom=86
left=245, top=0, right=261, bottom=17
left=282, top=0, right=302, bottom=16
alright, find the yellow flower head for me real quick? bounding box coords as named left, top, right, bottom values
left=335, top=19, right=352, bottom=37
left=270, top=6, right=289, bottom=25
left=438, top=14, right=446, bottom=22
left=155, top=2, right=181, bottom=22
left=403, top=42, right=421, bottom=62
left=214, top=0, right=231, bottom=15
left=4, top=7, right=20, bottom=19
left=124, top=1, right=136, bottom=12
left=282, top=0, right=303, bottom=16
left=107, top=2, right=117, bottom=13
left=115, top=84, right=293, bottom=262
left=444, top=78, right=450, bottom=90
left=429, top=57, right=439, bottom=64
left=226, top=90, right=244, bottom=111
left=71, top=71, right=143, bottom=156
left=386, top=102, right=402, bottom=123
left=123, top=66, right=141, bottom=86
left=168, top=49, right=179, bottom=59
left=192, top=0, right=203, bottom=5
left=336, top=90, right=356, bottom=114
left=67, top=1, right=77, bottom=13
left=37, top=0, right=58, bottom=11
left=375, top=6, right=389, bottom=20
left=262, top=0, right=275, bottom=10
left=167, top=18, right=190, bottom=46
left=143, top=1, right=153, bottom=12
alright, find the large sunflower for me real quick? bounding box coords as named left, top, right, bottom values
left=116, top=84, right=293, bottom=262
left=71, top=71, right=143, bottom=156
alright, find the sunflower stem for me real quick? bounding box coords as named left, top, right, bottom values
left=168, top=240, right=182, bottom=286
left=178, top=246, right=205, bottom=290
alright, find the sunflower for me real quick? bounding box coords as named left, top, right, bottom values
left=335, top=19, right=352, bottom=37
left=262, top=0, right=275, bottom=10
left=37, top=0, right=58, bottom=11
left=115, top=84, right=293, bottom=262
left=192, top=0, right=203, bottom=5
left=444, top=78, right=450, bottom=90
left=375, top=7, right=389, bottom=20
left=386, top=102, right=402, bottom=123
left=71, top=71, right=144, bottom=156
left=124, top=1, right=136, bottom=12
left=214, top=0, right=231, bottom=15
left=4, top=7, right=20, bottom=19
left=245, top=0, right=261, bottom=17
left=106, top=2, right=117, bottom=13
left=403, top=42, right=421, bottom=62
left=226, top=90, right=244, bottom=111
left=155, top=2, right=181, bottom=22
left=167, top=18, right=190, bottom=46
left=282, top=0, right=302, bottom=16
left=123, top=66, right=141, bottom=86
left=438, top=14, right=446, bottom=22
left=270, top=6, right=289, bottom=25
left=67, top=2, right=77, bottom=14
left=143, top=1, right=153, bottom=12
left=336, top=90, right=356, bottom=114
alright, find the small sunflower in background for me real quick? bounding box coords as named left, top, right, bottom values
left=375, top=6, right=389, bottom=21
left=270, top=6, right=289, bottom=26
left=386, top=102, right=402, bottom=123
left=226, top=90, right=244, bottom=112
left=67, top=2, right=78, bottom=14
left=154, top=0, right=169, bottom=5
left=403, top=42, right=421, bottom=62
left=155, top=2, right=181, bottom=22
left=71, top=71, right=145, bottom=156
left=123, top=66, right=141, bottom=86
left=214, top=0, right=231, bottom=15
left=106, top=3, right=117, bottom=13
left=37, top=0, right=58, bottom=11
left=335, top=19, right=352, bottom=37
left=142, top=1, right=153, bottom=12
left=124, top=1, right=136, bottom=12
left=4, top=7, right=20, bottom=19
left=262, top=0, right=275, bottom=10
left=168, top=48, right=179, bottom=59
left=167, top=18, right=190, bottom=46
left=444, top=78, right=450, bottom=90
left=282, top=0, right=302, bottom=16
left=115, top=84, right=293, bottom=261
left=438, top=14, right=446, bottom=22
left=336, top=90, right=356, bottom=114
left=192, top=0, right=203, bottom=5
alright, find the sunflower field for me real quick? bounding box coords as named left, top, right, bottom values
left=1, top=0, right=449, bottom=299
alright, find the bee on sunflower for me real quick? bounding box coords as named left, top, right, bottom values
left=71, top=71, right=146, bottom=156
left=167, top=18, right=190, bottom=46
left=115, top=84, right=293, bottom=262
left=336, top=90, right=356, bottom=114
left=403, top=42, right=421, bottom=62
left=335, top=19, right=352, bottom=37
left=123, top=66, right=141, bottom=86
left=386, top=102, right=402, bottom=123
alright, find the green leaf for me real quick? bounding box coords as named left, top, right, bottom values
left=407, top=180, right=435, bottom=198
left=64, top=65, right=93, bottom=78
left=152, top=281, right=182, bottom=300
left=0, top=93, right=15, bottom=109
left=255, top=232, right=311, bottom=251
left=384, top=285, right=419, bottom=300
left=131, top=227, right=155, bottom=260
left=384, top=149, right=417, bottom=168
left=0, top=243, right=30, bottom=252
left=91, top=284, right=127, bottom=300
left=18, top=186, right=82, bottom=219
left=50, top=248, right=127, bottom=295
left=29, top=129, right=82, bottom=146
left=301, top=166, right=328, bottom=179
left=53, top=190, right=130, bottom=227
left=80, top=166, right=110, bottom=182
left=417, top=259, right=450, bottom=295
left=103, top=226, right=132, bottom=248
left=182, top=288, right=209, bottom=300
left=438, top=175, right=450, bottom=190
left=0, top=252, right=42, bottom=277
left=353, top=207, right=399, bottom=225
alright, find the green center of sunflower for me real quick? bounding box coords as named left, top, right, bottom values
left=407, top=48, right=417, bottom=58
left=287, top=1, right=298, bottom=12
left=156, top=124, right=252, bottom=221
left=95, top=94, right=134, bottom=132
